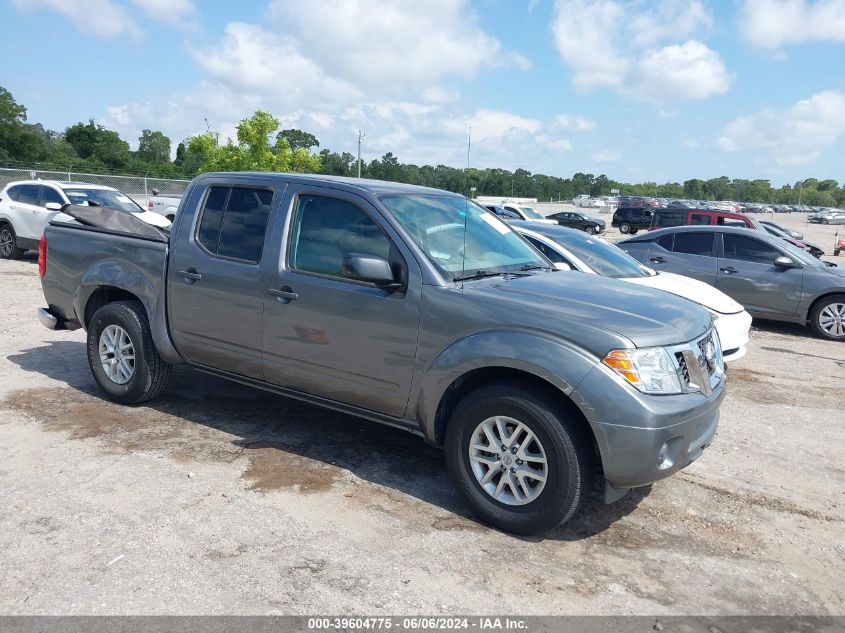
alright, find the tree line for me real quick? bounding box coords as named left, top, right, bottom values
left=1, top=85, right=843, bottom=207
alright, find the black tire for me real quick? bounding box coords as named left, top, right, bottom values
left=87, top=300, right=172, bottom=404
left=619, top=222, right=631, bottom=234
left=586, top=225, right=598, bottom=234
left=166, top=215, right=175, bottom=222
left=630, top=228, right=639, bottom=235
left=445, top=382, right=593, bottom=535
left=0, top=223, right=25, bottom=260
left=809, top=294, right=845, bottom=341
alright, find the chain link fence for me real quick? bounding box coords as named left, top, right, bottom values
left=0, top=166, right=189, bottom=199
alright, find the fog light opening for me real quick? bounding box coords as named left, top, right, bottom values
left=657, top=442, right=675, bottom=470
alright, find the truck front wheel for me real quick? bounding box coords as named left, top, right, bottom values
left=87, top=300, right=172, bottom=404
left=445, top=383, right=593, bottom=535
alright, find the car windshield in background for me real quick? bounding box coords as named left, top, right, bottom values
left=519, top=206, right=546, bottom=220
left=63, top=189, right=143, bottom=214
left=777, top=238, right=827, bottom=268
left=551, top=233, right=648, bottom=278
left=379, top=195, right=547, bottom=280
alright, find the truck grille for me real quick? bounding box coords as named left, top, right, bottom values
left=670, top=329, right=723, bottom=395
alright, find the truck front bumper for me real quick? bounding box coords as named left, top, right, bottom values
left=572, top=364, right=725, bottom=502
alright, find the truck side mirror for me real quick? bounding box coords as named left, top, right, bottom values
left=342, top=253, right=402, bottom=291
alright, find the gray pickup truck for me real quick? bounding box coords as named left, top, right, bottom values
left=37, top=172, right=725, bottom=535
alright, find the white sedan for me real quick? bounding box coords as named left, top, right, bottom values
left=0, top=180, right=170, bottom=259
left=514, top=222, right=752, bottom=362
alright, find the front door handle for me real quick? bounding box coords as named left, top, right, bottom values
left=720, top=266, right=737, bottom=274
left=650, top=256, right=667, bottom=264
left=177, top=268, right=203, bottom=282
left=268, top=286, right=299, bottom=302
left=32, top=209, right=41, bottom=215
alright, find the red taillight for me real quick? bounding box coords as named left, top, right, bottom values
left=38, top=235, right=47, bottom=278
left=148, top=199, right=153, bottom=211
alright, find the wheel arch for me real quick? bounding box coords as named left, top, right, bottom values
left=806, top=291, right=845, bottom=324
left=76, top=271, right=183, bottom=365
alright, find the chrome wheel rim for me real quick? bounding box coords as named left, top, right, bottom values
left=819, top=303, right=845, bottom=337
left=468, top=416, right=548, bottom=506
left=98, top=325, right=135, bottom=384
left=0, top=228, right=13, bottom=257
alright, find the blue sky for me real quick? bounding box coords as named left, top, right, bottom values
left=3, top=0, right=845, bottom=185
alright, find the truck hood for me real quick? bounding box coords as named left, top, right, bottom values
left=623, top=272, right=744, bottom=315
left=467, top=271, right=712, bottom=349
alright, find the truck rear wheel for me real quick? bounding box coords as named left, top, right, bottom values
left=445, top=383, right=593, bottom=535
left=87, top=300, right=171, bottom=404
left=619, top=222, right=631, bottom=234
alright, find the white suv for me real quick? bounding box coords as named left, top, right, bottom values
left=0, top=180, right=171, bottom=259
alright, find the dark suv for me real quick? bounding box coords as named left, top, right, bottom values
left=612, top=207, right=654, bottom=234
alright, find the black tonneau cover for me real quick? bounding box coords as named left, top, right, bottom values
left=59, top=204, right=168, bottom=243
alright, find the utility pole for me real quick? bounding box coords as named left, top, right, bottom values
left=357, top=129, right=365, bottom=178
left=467, top=125, right=472, bottom=170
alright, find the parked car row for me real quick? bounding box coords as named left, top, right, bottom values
left=808, top=208, right=845, bottom=224
left=620, top=226, right=845, bottom=341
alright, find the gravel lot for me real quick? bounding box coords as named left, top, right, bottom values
left=0, top=212, right=843, bottom=615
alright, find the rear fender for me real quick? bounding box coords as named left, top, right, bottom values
left=74, top=260, right=182, bottom=364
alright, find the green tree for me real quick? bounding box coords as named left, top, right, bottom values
left=64, top=119, right=130, bottom=168
left=276, top=129, right=320, bottom=151
left=0, top=86, right=27, bottom=124
left=186, top=110, right=321, bottom=174
left=137, top=129, right=172, bottom=164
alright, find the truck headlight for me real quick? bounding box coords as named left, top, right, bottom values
left=602, top=347, right=682, bottom=395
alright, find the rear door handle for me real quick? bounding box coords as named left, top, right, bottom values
left=650, top=256, right=667, bottom=263
left=720, top=266, right=737, bottom=274
left=268, top=286, right=298, bottom=302
left=177, top=268, right=203, bottom=282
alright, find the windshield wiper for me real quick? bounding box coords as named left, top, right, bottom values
left=517, top=264, right=550, bottom=272
left=453, top=270, right=508, bottom=282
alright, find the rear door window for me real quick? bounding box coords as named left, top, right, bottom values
left=17, top=185, right=41, bottom=205
left=672, top=232, right=714, bottom=256
left=656, top=234, right=674, bottom=251
left=196, top=186, right=273, bottom=264
left=722, top=234, right=782, bottom=264
left=690, top=213, right=711, bottom=225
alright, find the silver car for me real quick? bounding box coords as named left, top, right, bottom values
left=619, top=226, right=845, bottom=340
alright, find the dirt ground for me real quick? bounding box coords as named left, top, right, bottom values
left=0, top=211, right=843, bottom=615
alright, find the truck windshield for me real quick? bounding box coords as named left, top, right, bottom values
left=62, top=188, right=144, bottom=214
left=379, top=195, right=548, bottom=280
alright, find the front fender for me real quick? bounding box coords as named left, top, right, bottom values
left=413, top=329, right=599, bottom=443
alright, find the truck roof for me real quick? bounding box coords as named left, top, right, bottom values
left=195, top=172, right=459, bottom=197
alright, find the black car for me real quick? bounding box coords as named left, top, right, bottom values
left=546, top=211, right=605, bottom=234
left=611, top=207, right=654, bottom=234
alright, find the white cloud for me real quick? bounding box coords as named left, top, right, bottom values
left=192, top=23, right=362, bottom=107
left=265, top=0, right=530, bottom=92
left=592, top=149, right=621, bottom=162
left=553, top=115, right=598, bottom=131
left=739, top=0, right=845, bottom=49
left=550, top=0, right=728, bottom=101
left=131, top=0, right=196, bottom=28
left=12, top=0, right=142, bottom=39
left=716, top=90, right=845, bottom=166
left=633, top=40, right=731, bottom=102
left=469, top=109, right=542, bottom=143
